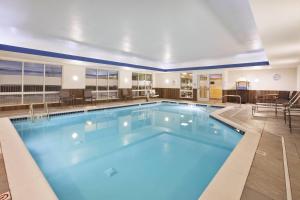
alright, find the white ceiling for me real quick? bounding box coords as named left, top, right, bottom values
left=0, top=0, right=268, bottom=69
left=250, top=0, right=300, bottom=68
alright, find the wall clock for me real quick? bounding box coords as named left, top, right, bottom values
left=273, top=74, right=281, bottom=81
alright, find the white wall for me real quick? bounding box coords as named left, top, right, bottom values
left=153, top=67, right=298, bottom=91
left=225, top=68, right=297, bottom=91
left=118, top=70, right=132, bottom=88
left=2, top=55, right=297, bottom=92
left=192, top=69, right=226, bottom=89
left=153, top=72, right=180, bottom=88
left=62, top=65, right=86, bottom=89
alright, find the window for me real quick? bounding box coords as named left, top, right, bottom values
left=132, top=73, right=152, bottom=97
left=45, top=64, right=62, bottom=102
left=0, top=59, right=62, bottom=106
left=108, top=71, right=118, bottom=99
left=0, top=60, right=22, bottom=105
left=85, top=68, right=119, bottom=100
left=86, top=68, right=97, bottom=91
left=23, top=62, right=44, bottom=104
left=98, top=70, right=108, bottom=99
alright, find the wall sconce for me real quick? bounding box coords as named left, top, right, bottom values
left=165, top=79, right=170, bottom=84
left=72, top=75, right=79, bottom=81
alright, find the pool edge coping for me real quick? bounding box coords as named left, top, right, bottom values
left=0, top=117, right=59, bottom=200
left=0, top=102, right=256, bottom=200
left=199, top=106, right=261, bottom=200
left=1, top=101, right=164, bottom=199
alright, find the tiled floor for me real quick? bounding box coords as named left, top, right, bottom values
left=0, top=150, right=10, bottom=195
left=220, top=105, right=300, bottom=200
left=0, top=100, right=299, bottom=200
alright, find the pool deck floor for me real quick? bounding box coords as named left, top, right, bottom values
left=0, top=99, right=299, bottom=200
left=219, top=105, right=300, bottom=200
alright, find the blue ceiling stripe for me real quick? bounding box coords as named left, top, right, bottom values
left=166, top=61, right=270, bottom=71
left=0, top=44, right=269, bottom=72
left=0, top=44, right=164, bottom=71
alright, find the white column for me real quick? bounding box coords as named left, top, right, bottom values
left=192, top=72, right=198, bottom=89
left=297, top=66, right=300, bottom=91
left=118, top=69, right=132, bottom=88
left=222, top=69, right=229, bottom=90
left=62, top=65, right=86, bottom=89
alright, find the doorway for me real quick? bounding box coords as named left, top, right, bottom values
left=197, top=74, right=222, bottom=102
left=197, top=74, right=209, bottom=101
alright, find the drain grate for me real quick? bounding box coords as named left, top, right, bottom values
left=256, top=149, right=267, bottom=156
left=0, top=192, right=11, bottom=200
left=104, top=167, right=118, bottom=177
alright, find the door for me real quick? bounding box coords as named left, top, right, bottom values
left=209, top=74, right=223, bottom=100
left=197, top=74, right=209, bottom=101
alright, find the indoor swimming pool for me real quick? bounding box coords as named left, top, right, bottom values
left=13, top=102, right=242, bottom=200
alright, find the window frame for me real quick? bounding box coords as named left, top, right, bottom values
left=132, top=72, right=153, bottom=97
left=0, top=59, right=62, bottom=106
left=85, top=68, right=119, bottom=100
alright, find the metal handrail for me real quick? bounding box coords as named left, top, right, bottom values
left=29, top=104, right=34, bottom=121
left=29, top=103, right=50, bottom=122
left=222, top=95, right=241, bottom=107
left=44, top=102, right=49, bottom=119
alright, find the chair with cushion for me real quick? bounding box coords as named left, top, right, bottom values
left=59, top=90, right=73, bottom=105
left=276, top=91, right=291, bottom=105
left=285, top=94, right=300, bottom=132
left=84, top=89, right=96, bottom=105
left=121, top=89, right=132, bottom=101
left=146, top=89, right=159, bottom=102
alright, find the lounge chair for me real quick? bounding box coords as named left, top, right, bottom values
left=146, top=89, right=159, bottom=102
left=275, top=91, right=291, bottom=104
left=283, top=93, right=300, bottom=132
left=253, top=91, right=299, bottom=116
left=252, top=93, right=279, bottom=115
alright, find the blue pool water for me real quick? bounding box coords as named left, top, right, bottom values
left=13, top=103, right=242, bottom=200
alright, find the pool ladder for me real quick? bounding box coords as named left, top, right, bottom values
left=29, top=103, right=50, bottom=122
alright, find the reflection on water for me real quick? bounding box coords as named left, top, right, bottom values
left=13, top=103, right=242, bottom=200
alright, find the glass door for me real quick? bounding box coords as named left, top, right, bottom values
left=197, top=74, right=209, bottom=101
left=180, top=73, right=193, bottom=99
